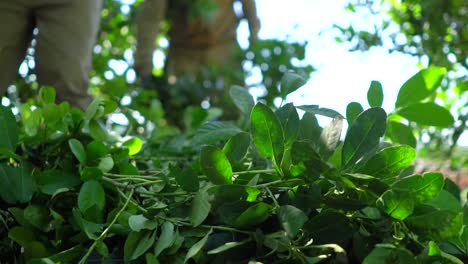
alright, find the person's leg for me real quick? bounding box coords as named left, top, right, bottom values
left=0, top=2, right=34, bottom=98
left=34, top=0, right=103, bottom=110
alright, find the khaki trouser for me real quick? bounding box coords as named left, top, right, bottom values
left=0, top=0, right=103, bottom=110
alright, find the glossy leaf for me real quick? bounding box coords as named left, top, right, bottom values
left=426, top=190, right=462, bottom=214
left=395, top=66, right=446, bottom=107
left=192, top=121, right=243, bottom=145
left=78, top=180, right=106, bottom=214
left=190, top=190, right=211, bottom=227
left=346, top=102, right=364, bottom=126
left=235, top=202, right=271, bottom=228
left=229, top=85, right=255, bottom=115
left=275, top=103, right=300, bottom=146
left=200, top=145, right=233, bottom=184
left=280, top=72, right=307, bottom=98
left=367, top=80, right=384, bottom=107
left=251, top=103, right=284, bottom=166
left=278, top=205, right=308, bottom=238
left=377, top=189, right=414, bottom=220
left=223, top=132, right=251, bottom=164
left=123, top=137, right=143, bottom=156
left=406, top=206, right=462, bottom=241
left=386, top=121, right=416, bottom=148
left=392, top=172, right=444, bottom=202
left=342, top=107, right=387, bottom=169
left=397, top=102, right=454, bottom=127
left=0, top=105, right=18, bottom=151
left=0, top=161, right=33, bottom=204
left=358, top=145, right=416, bottom=183
left=68, top=139, right=87, bottom=164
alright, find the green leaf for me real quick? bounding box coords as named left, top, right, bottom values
left=123, top=137, right=143, bottom=156
left=377, top=189, right=414, bottom=220
left=251, top=103, right=284, bottom=166
left=78, top=180, right=106, bottom=214
left=80, top=167, right=103, bottom=181
left=192, top=121, right=243, bottom=145
left=200, top=145, right=233, bottom=184
left=207, top=239, right=251, bottom=255
left=38, top=86, right=56, bottom=104
left=128, top=215, right=158, bottom=232
left=124, top=230, right=157, bottom=262
left=395, top=66, right=446, bottom=107
left=154, top=222, right=175, bottom=256
left=173, top=165, right=199, bottom=192
left=297, top=105, right=343, bottom=118
left=318, top=116, right=343, bottom=160
left=223, top=132, right=251, bottom=164
left=0, top=105, right=18, bottom=151
left=367, top=81, right=384, bottom=107
left=358, top=145, right=416, bottom=183
left=229, top=85, right=255, bottom=115
left=85, top=97, right=101, bottom=121
left=397, top=102, right=454, bottom=127
left=24, top=205, right=49, bottom=230
left=184, top=229, right=212, bottom=263
left=88, top=119, right=110, bottom=141
left=386, top=121, right=417, bottom=148
left=278, top=205, right=308, bottom=238
left=280, top=72, right=307, bottom=98
left=342, top=107, right=387, bottom=169
left=68, top=139, right=87, bottom=164
left=276, top=103, right=300, bottom=146
left=426, top=190, right=462, bottom=214
left=98, top=156, right=114, bottom=173
left=304, top=210, right=353, bottom=244
left=363, top=246, right=416, bottom=264
left=346, top=102, right=364, bottom=126
left=235, top=202, right=271, bottom=228
left=0, top=161, right=33, bottom=203
left=392, top=172, right=444, bottom=202
left=406, top=206, right=462, bottom=241
left=86, top=141, right=109, bottom=161
left=190, top=189, right=211, bottom=227
left=428, top=241, right=442, bottom=256
left=34, top=169, right=80, bottom=195
left=8, top=226, right=36, bottom=247
left=299, top=113, right=322, bottom=142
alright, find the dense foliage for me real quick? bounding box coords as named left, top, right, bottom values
left=335, top=0, right=467, bottom=163
left=1, top=70, right=467, bottom=263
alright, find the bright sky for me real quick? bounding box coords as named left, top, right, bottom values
left=243, top=0, right=420, bottom=116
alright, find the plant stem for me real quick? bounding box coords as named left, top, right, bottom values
left=234, top=169, right=277, bottom=175
left=78, top=188, right=134, bottom=264
left=265, top=187, right=280, bottom=208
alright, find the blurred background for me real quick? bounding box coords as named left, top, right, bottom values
left=4, top=0, right=467, bottom=185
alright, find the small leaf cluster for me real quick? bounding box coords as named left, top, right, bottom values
left=0, top=71, right=466, bottom=263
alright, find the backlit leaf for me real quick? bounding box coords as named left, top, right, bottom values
left=223, top=132, right=251, bottom=164
left=386, top=121, right=416, bottom=148
left=123, top=137, right=143, bottom=156
left=395, top=66, right=446, bottom=107
left=377, top=189, right=414, bottom=220
left=397, top=102, right=454, bottom=127
left=346, top=102, right=364, bottom=126
left=280, top=72, right=307, bottom=98
left=358, top=145, right=415, bottom=183
left=235, top=202, right=271, bottom=228
left=298, top=105, right=344, bottom=118
left=392, top=172, right=444, bottom=202
left=318, top=116, right=343, bottom=160
left=367, top=81, right=384, bottom=107
left=229, top=85, right=255, bottom=115
left=342, top=107, right=387, bottom=169
left=201, top=145, right=233, bottom=184
left=251, top=103, right=284, bottom=166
